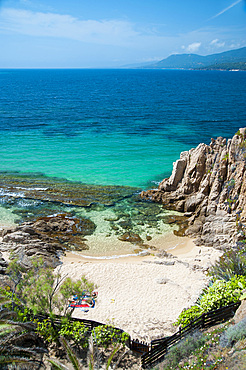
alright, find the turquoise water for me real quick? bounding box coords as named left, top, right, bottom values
left=1, top=69, right=245, bottom=188
left=0, top=69, right=245, bottom=255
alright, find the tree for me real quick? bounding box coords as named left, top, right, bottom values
left=7, top=257, right=96, bottom=318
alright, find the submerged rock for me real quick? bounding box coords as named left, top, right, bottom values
left=0, top=173, right=139, bottom=207
left=118, top=232, right=143, bottom=244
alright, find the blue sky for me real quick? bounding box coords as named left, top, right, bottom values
left=0, top=0, right=246, bottom=68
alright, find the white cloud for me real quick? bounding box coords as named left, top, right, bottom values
left=230, top=41, right=244, bottom=49
left=186, top=42, right=201, bottom=53
left=0, top=6, right=245, bottom=67
left=210, top=39, right=225, bottom=48
left=0, top=8, right=139, bottom=45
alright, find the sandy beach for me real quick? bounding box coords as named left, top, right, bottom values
left=0, top=214, right=222, bottom=342
left=57, top=235, right=222, bottom=342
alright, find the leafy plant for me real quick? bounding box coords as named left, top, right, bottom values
left=174, top=305, right=202, bottom=328
left=175, top=276, right=245, bottom=327
left=93, top=325, right=129, bottom=349
left=34, top=318, right=58, bottom=343
left=59, top=320, right=90, bottom=348
left=198, top=277, right=245, bottom=312
left=209, top=250, right=246, bottom=281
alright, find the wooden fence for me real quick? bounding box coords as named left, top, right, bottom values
left=33, top=313, right=103, bottom=331
left=130, top=339, right=150, bottom=354
left=141, top=301, right=240, bottom=369
left=33, top=312, right=145, bottom=352
left=31, top=301, right=240, bottom=367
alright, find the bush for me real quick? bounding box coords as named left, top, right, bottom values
left=93, top=325, right=129, bottom=348
left=174, top=305, right=202, bottom=328
left=209, top=250, right=246, bottom=281
left=198, top=277, right=245, bottom=312
left=220, top=317, right=246, bottom=347
left=59, top=320, right=90, bottom=348
left=34, top=318, right=58, bottom=343
left=158, top=330, right=206, bottom=369
left=175, top=276, right=246, bottom=327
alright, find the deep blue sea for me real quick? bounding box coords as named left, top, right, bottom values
left=1, top=69, right=245, bottom=188
left=0, top=69, right=245, bottom=255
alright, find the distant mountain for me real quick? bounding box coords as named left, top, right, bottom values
left=144, top=47, right=246, bottom=70
left=197, top=61, right=246, bottom=71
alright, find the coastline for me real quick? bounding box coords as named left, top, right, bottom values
left=0, top=214, right=221, bottom=341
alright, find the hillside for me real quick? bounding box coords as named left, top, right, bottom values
left=197, top=61, right=246, bottom=71
left=145, top=46, right=246, bottom=70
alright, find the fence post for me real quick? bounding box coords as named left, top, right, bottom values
left=201, top=313, right=205, bottom=328
left=179, top=326, right=182, bottom=339
left=127, top=335, right=131, bottom=350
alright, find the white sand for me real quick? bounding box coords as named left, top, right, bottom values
left=57, top=236, right=222, bottom=342
left=0, top=216, right=221, bottom=342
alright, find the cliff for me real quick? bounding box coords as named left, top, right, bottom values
left=141, top=128, right=246, bottom=250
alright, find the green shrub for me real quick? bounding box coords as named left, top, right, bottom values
left=209, top=250, right=246, bottom=281
left=93, top=325, right=129, bottom=348
left=175, top=277, right=245, bottom=327
left=59, top=320, right=90, bottom=348
left=34, top=318, right=58, bottom=343
left=220, top=317, right=246, bottom=347
left=174, top=305, right=202, bottom=328
left=198, top=277, right=245, bottom=312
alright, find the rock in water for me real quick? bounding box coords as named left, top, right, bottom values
left=141, top=128, right=246, bottom=251
left=0, top=214, right=96, bottom=269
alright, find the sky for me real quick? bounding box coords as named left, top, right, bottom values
left=0, top=0, right=246, bottom=68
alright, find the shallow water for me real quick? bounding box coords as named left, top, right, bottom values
left=0, top=172, right=180, bottom=255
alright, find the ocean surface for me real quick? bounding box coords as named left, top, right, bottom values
left=0, top=69, right=246, bottom=255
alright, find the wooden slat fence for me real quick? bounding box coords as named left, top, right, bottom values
left=141, top=301, right=240, bottom=369
left=33, top=313, right=137, bottom=351
left=130, top=339, right=150, bottom=354
left=29, top=301, right=240, bottom=367
left=33, top=313, right=104, bottom=332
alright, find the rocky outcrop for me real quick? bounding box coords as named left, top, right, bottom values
left=0, top=252, right=8, bottom=274
left=141, top=128, right=246, bottom=251
left=0, top=214, right=96, bottom=269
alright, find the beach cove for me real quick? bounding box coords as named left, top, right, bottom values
left=0, top=213, right=222, bottom=342
left=58, top=236, right=221, bottom=342
left=0, top=172, right=222, bottom=342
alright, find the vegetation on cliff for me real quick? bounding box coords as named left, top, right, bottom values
left=196, top=61, right=246, bottom=71
left=144, top=128, right=246, bottom=369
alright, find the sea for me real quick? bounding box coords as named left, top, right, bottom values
left=0, top=69, right=246, bottom=256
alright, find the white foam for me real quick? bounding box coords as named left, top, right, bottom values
left=0, top=189, right=24, bottom=198
left=69, top=250, right=149, bottom=260
left=15, top=186, right=48, bottom=191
